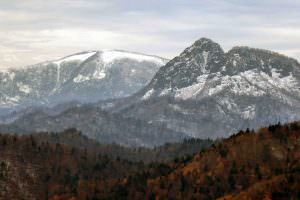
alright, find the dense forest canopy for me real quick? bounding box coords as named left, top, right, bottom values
left=0, top=121, right=300, bottom=199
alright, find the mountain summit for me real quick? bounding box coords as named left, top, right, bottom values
left=150, top=38, right=225, bottom=90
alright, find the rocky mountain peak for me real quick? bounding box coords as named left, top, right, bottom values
left=152, top=38, right=300, bottom=90
left=193, top=37, right=223, bottom=50
left=225, top=46, right=300, bottom=76
left=180, top=37, right=224, bottom=60
left=141, top=38, right=300, bottom=104
left=149, top=38, right=225, bottom=90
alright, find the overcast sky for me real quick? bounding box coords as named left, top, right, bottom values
left=0, top=0, right=300, bottom=69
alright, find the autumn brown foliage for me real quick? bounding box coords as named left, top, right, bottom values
left=0, top=122, right=300, bottom=199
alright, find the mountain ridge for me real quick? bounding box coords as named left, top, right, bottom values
left=0, top=49, right=168, bottom=116
left=1, top=37, right=300, bottom=146
left=1, top=49, right=168, bottom=71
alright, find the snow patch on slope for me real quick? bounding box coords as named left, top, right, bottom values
left=2, top=96, right=21, bottom=106
left=101, top=50, right=165, bottom=65
left=175, top=74, right=208, bottom=100
left=73, top=75, right=91, bottom=83
left=17, top=83, right=31, bottom=94
left=93, top=70, right=106, bottom=80
left=241, top=105, right=256, bottom=120
left=173, top=68, right=300, bottom=101
left=71, top=50, right=167, bottom=83
left=54, top=51, right=97, bottom=66
left=159, top=88, right=172, bottom=96
left=73, top=71, right=106, bottom=83
left=202, top=51, right=209, bottom=70
left=142, top=88, right=155, bottom=100
left=263, top=70, right=298, bottom=90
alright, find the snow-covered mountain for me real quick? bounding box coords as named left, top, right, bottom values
left=1, top=38, right=300, bottom=146
left=141, top=38, right=300, bottom=100
left=108, top=38, right=300, bottom=138
left=0, top=50, right=167, bottom=115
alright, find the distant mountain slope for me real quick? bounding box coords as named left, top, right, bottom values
left=0, top=50, right=167, bottom=115
left=0, top=106, right=188, bottom=147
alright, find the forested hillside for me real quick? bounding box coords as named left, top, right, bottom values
left=0, top=122, right=300, bottom=199
left=118, top=122, right=300, bottom=200
left=0, top=133, right=142, bottom=199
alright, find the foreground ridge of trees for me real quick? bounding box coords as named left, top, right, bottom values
left=0, top=122, right=300, bottom=199
left=32, top=128, right=214, bottom=163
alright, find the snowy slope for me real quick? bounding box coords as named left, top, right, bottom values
left=53, top=51, right=97, bottom=66
left=0, top=50, right=168, bottom=115
left=100, top=50, right=166, bottom=65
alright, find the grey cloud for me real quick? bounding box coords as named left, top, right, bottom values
left=0, top=0, right=299, bottom=68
